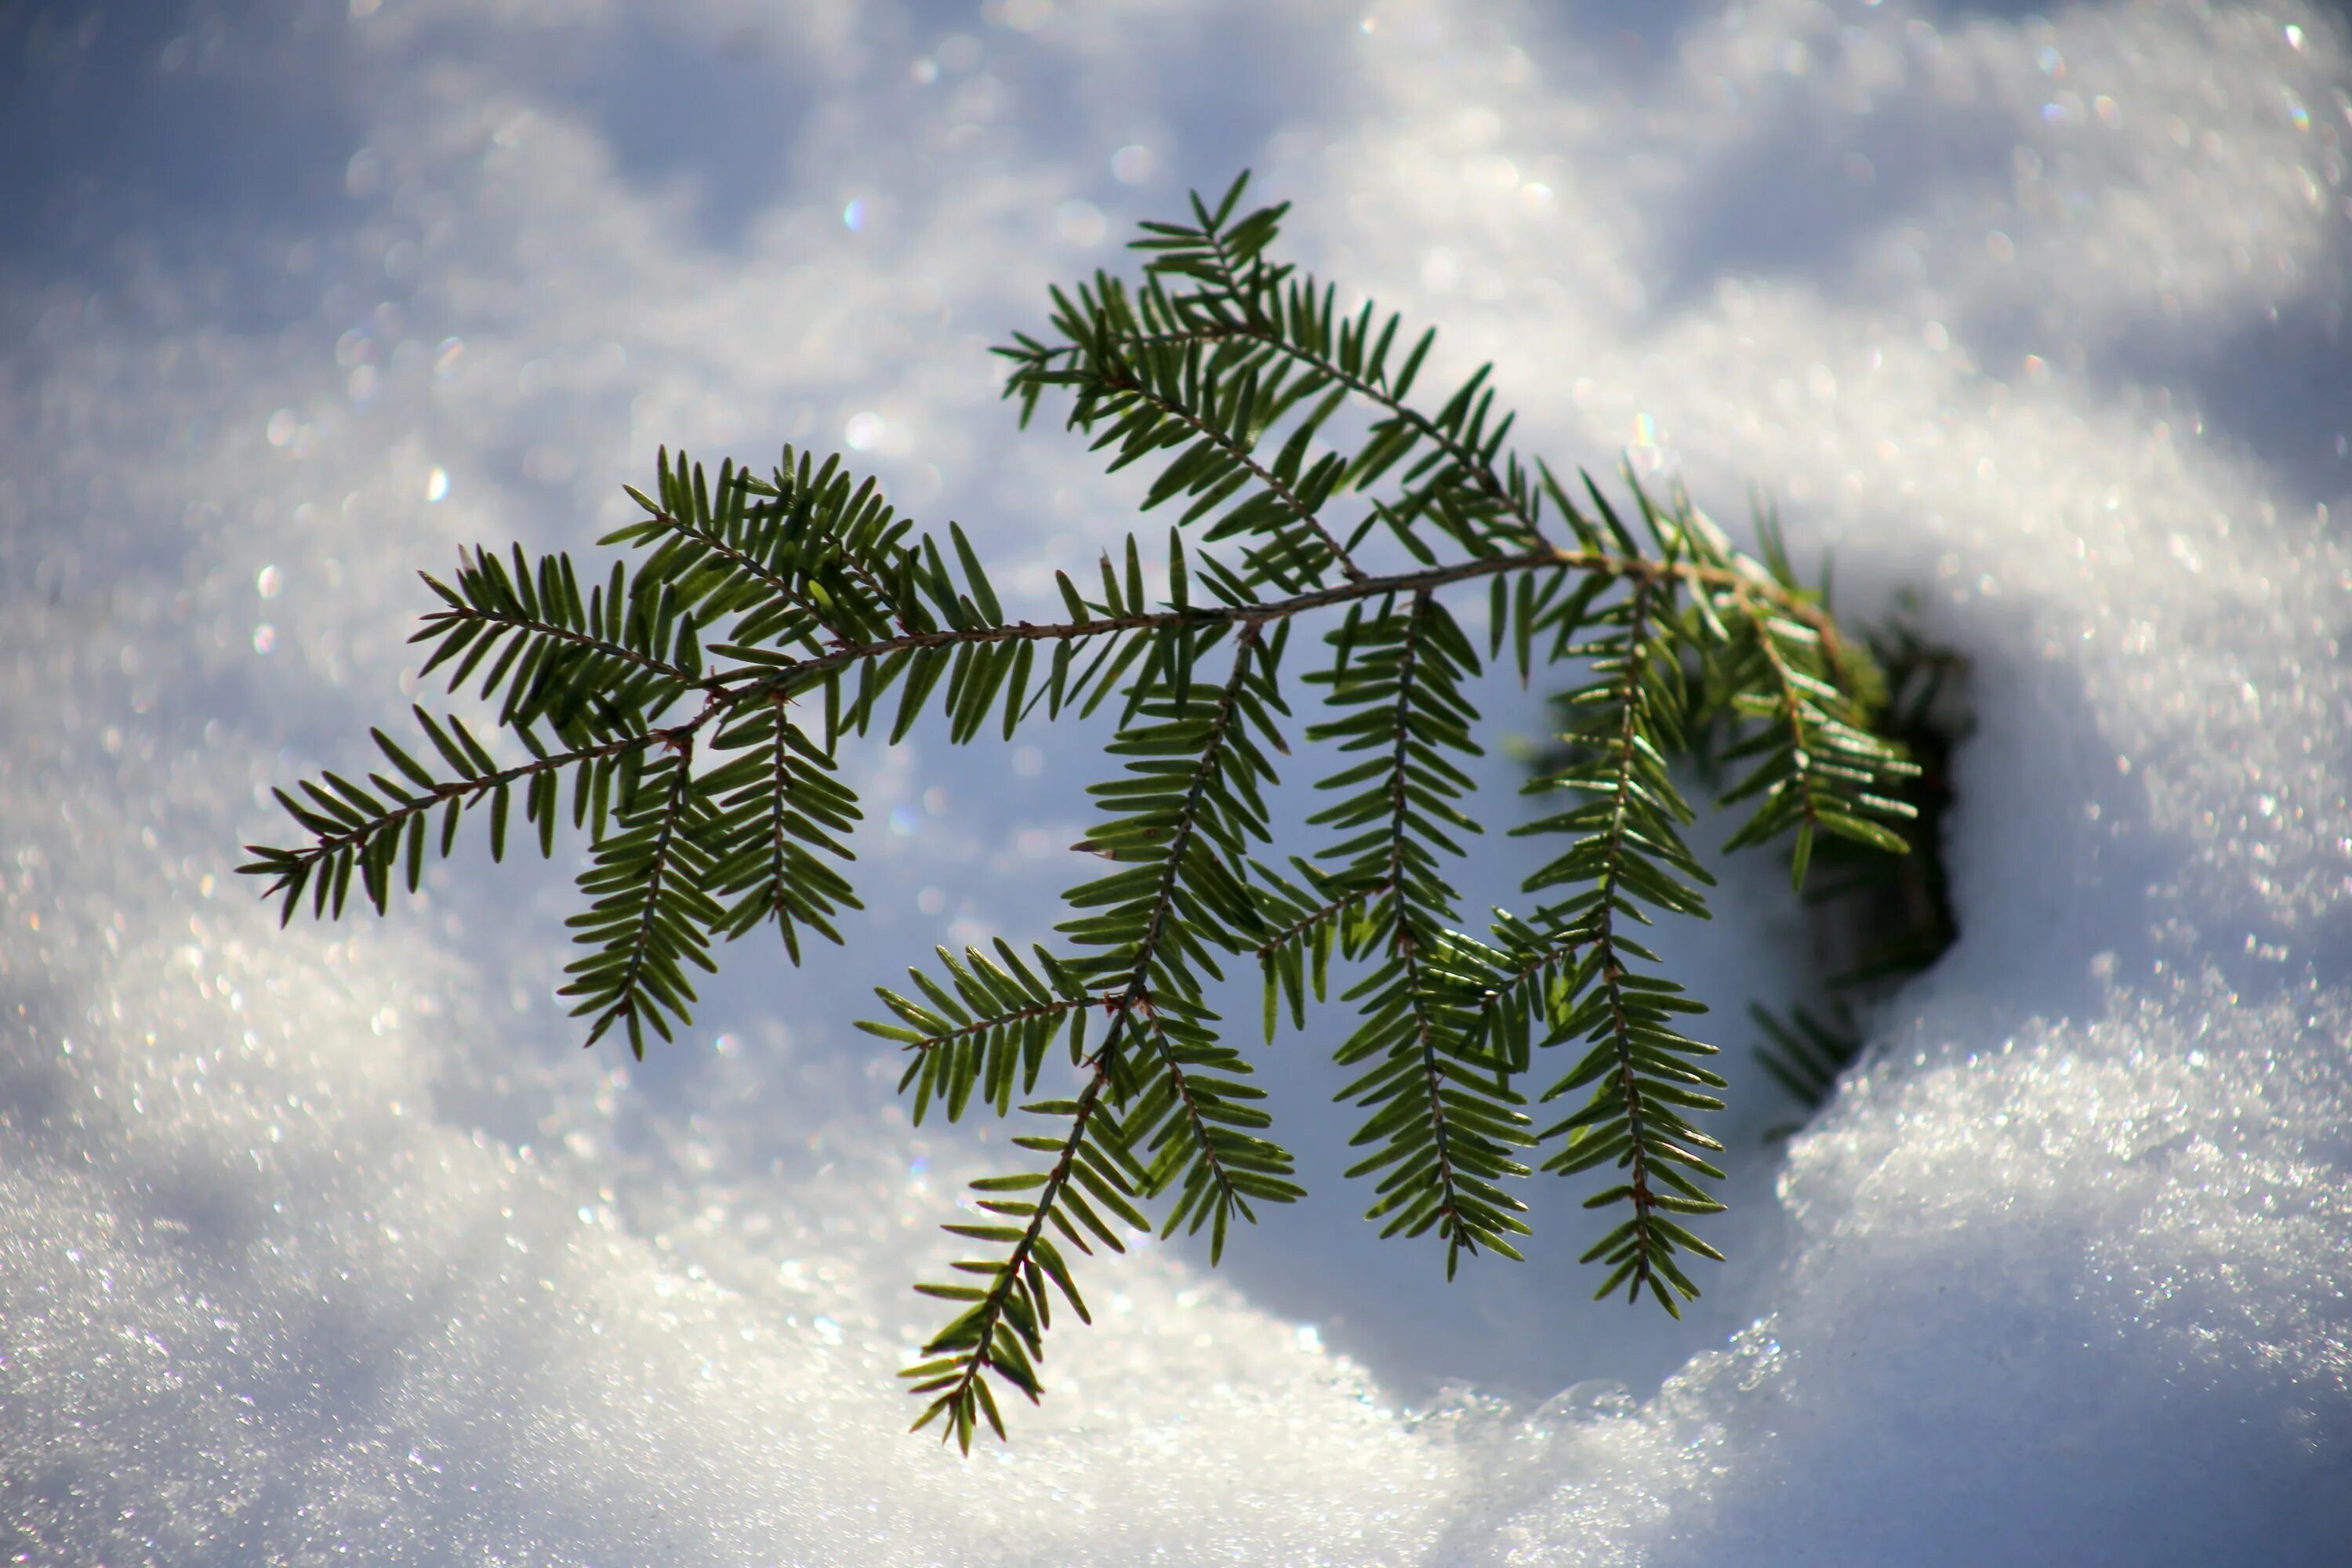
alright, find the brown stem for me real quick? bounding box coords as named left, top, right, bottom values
left=721, top=544, right=1835, bottom=702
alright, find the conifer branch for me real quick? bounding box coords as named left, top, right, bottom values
left=1094, top=362, right=1367, bottom=583
left=561, top=739, right=720, bottom=1057
left=1311, top=589, right=1534, bottom=1273
left=1456, top=914, right=1592, bottom=1076
left=1383, top=596, right=1479, bottom=1272
left=1253, top=878, right=1385, bottom=960
left=876, top=989, right=1100, bottom=1068
left=1250, top=858, right=1385, bottom=1041
left=1123, top=625, right=1264, bottom=992
left=632, top=506, right=851, bottom=642
left=1064, top=325, right=1553, bottom=554
left=1747, top=600, right=1831, bottom=868
left=1092, top=626, right=1281, bottom=1248
left=902, top=625, right=1295, bottom=1445
left=245, top=171, right=1917, bottom=1446
left=1584, top=580, right=1668, bottom=1297
left=906, top=1056, right=1123, bottom=1450
left=239, top=720, right=672, bottom=924
left=1181, top=196, right=1538, bottom=552
left=1519, top=577, right=1730, bottom=1312
left=419, top=593, right=719, bottom=699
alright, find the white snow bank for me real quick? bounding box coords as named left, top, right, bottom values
left=2, top=1, right=2347, bottom=1563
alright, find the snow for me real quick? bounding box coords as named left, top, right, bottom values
left=3, top=0, right=2348, bottom=1562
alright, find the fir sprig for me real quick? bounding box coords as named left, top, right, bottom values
left=243, top=172, right=1918, bottom=1448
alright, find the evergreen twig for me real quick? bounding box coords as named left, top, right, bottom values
left=242, top=172, right=1918, bottom=1447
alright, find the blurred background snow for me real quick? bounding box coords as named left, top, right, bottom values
left=2, top=0, right=2349, bottom=1562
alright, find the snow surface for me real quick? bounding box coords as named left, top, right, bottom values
left=3, top=0, right=2349, bottom=1562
